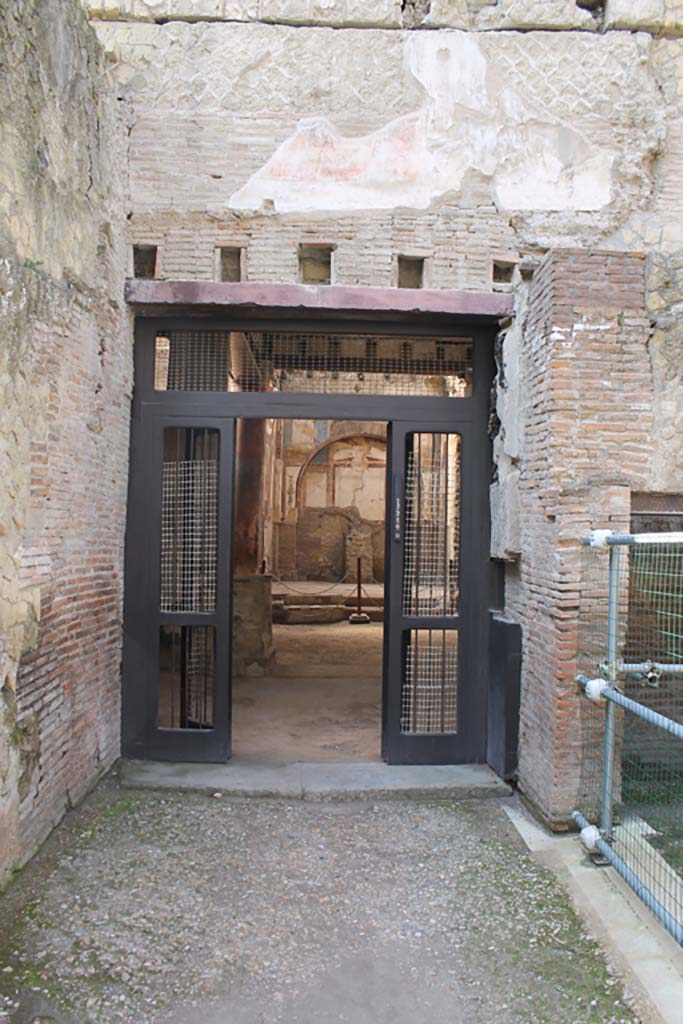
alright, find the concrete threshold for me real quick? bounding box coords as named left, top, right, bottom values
left=121, top=758, right=511, bottom=801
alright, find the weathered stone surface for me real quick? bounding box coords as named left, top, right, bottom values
left=84, top=0, right=402, bottom=26
left=429, top=0, right=597, bottom=30
left=282, top=604, right=348, bottom=623
left=85, top=0, right=683, bottom=33
left=648, top=323, right=683, bottom=489
left=605, top=0, right=683, bottom=33
left=490, top=291, right=523, bottom=561
left=478, top=0, right=596, bottom=29
left=0, top=0, right=130, bottom=887
left=232, top=575, right=275, bottom=675
left=600, top=38, right=683, bottom=489
left=425, top=0, right=470, bottom=29
left=259, top=0, right=401, bottom=26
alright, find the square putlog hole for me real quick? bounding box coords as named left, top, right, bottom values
left=492, top=259, right=516, bottom=287
left=299, top=245, right=333, bottom=285
left=219, top=246, right=242, bottom=282
left=397, top=256, right=425, bottom=289
left=133, top=245, right=158, bottom=279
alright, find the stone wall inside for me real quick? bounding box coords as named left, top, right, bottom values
left=82, top=1, right=683, bottom=821
left=0, top=0, right=129, bottom=887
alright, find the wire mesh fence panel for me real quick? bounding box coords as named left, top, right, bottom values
left=154, top=331, right=473, bottom=398
left=626, top=545, right=683, bottom=688
left=617, top=714, right=683, bottom=924
left=577, top=535, right=683, bottom=938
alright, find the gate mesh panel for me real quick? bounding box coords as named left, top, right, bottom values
left=401, top=629, right=458, bottom=734
left=159, top=625, right=215, bottom=729
left=154, top=331, right=472, bottom=398
left=160, top=428, right=218, bottom=612
left=402, top=432, right=460, bottom=616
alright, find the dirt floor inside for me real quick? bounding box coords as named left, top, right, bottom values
left=232, top=621, right=383, bottom=762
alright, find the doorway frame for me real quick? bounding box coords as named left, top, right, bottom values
left=123, top=308, right=498, bottom=763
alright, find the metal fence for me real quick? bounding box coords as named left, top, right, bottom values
left=575, top=531, right=683, bottom=944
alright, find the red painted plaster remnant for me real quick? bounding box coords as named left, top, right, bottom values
left=230, top=34, right=615, bottom=215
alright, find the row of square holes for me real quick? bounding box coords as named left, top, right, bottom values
left=133, top=244, right=516, bottom=289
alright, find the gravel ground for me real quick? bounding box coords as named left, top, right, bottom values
left=0, top=772, right=641, bottom=1024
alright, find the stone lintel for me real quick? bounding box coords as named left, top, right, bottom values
left=125, top=279, right=514, bottom=322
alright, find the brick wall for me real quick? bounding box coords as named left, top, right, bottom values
left=0, top=0, right=130, bottom=887
left=129, top=205, right=518, bottom=292
left=507, top=250, right=654, bottom=825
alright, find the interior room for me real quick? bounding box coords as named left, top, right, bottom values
left=231, top=418, right=387, bottom=762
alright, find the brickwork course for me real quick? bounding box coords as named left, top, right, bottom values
left=2, top=0, right=683, bottom=882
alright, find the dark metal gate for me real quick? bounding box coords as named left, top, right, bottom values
left=122, top=317, right=493, bottom=764
left=383, top=422, right=485, bottom=763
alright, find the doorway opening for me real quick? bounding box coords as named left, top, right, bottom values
left=231, top=418, right=387, bottom=762
left=123, top=316, right=494, bottom=765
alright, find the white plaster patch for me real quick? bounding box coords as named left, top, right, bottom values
left=229, top=32, right=615, bottom=215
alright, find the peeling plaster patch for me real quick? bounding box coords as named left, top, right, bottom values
left=229, top=31, right=615, bottom=214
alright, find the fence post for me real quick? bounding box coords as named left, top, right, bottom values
left=601, top=541, right=621, bottom=840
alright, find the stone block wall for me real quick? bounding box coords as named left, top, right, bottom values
left=82, top=0, right=603, bottom=31
left=0, top=0, right=130, bottom=887
left=85, top=0, right=683, bottom=32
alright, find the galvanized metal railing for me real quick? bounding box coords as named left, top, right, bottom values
left=575, top=531, right=683, bottom=944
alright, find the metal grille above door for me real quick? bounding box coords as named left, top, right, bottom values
left=153, top=331, right=473, bottom=398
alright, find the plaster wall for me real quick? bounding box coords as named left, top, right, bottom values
left=0, top=0, right=130, bottom=886
left=91, top=17, right=662, bottom=263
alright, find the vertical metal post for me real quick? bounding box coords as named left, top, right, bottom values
left=601, top=541, right=621, bottom=839
left=349, top=555, right=369, bottom=624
